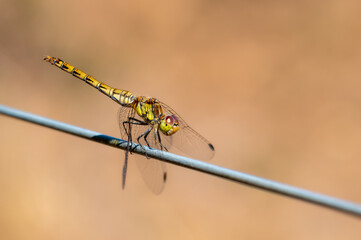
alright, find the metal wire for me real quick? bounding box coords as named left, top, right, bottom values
left=1, top=104, right=361, bottom=218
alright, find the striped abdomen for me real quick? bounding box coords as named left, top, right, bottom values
left=44, top=56, right=134, bottom=107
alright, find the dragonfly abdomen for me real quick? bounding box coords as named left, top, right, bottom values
left=44, top=56, right=134, bottom=106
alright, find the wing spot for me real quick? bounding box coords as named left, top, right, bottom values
left=208, top=143, right=215, bottom=151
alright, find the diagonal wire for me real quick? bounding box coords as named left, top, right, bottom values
left=1, top=104, right=361, bottom=218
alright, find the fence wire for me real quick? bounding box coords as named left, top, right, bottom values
left=1, top=104, right=361, bottom=218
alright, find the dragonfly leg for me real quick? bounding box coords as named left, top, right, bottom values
left=136, top=127, right=153, bottom=159
left=155, top=128, right=168, bottom=152
left=122, top=120, right=134, bottom=158
left=122, top=121, right=134, bottom=146
left=122, top=117, right=148, bottom=152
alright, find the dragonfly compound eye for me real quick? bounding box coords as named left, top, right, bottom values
left=160, top=115, right=179, bottom=136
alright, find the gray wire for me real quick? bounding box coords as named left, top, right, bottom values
left=1, top=104, right=361, bottom=218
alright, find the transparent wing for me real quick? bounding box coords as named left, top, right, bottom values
left=161, top=102, right=215, bottom=161
left=134, top=156, right=167, bottom=194
left=118, top=107, right=168, bottom=194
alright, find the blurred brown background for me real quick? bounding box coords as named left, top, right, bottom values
left=1, top=0, right=361, bottom=239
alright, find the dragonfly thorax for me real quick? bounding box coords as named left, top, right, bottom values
left=133, top=97, right=162, bottom=123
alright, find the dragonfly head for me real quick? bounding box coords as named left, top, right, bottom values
left=159, top=115, right=179, bottom=136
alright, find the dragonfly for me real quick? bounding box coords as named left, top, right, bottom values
left=43, top=56, right=215, bottom=194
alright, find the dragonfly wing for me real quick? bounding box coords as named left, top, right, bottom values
left=135, top=157, right=167, bottom=194
left=161, top=103, right=215, bottom=161
left=118, top=107, right=167, bottom=194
